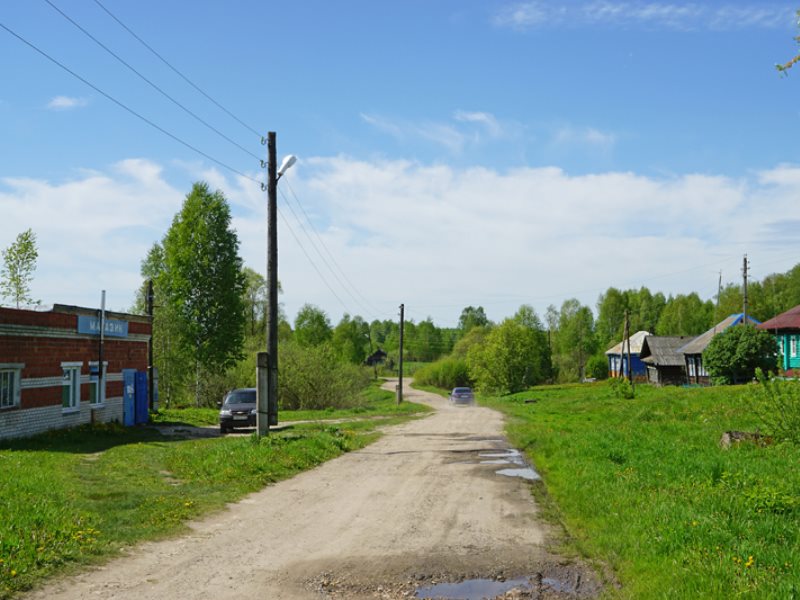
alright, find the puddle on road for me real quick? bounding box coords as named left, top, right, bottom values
left=414, top=575, right=578, bottom=598
left=496, top=467, right=541, bottom=481
left=415, top=577, right=532, bottom=599
left=477, top=448, right=540, bottom=480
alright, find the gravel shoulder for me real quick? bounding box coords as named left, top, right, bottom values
left=25, top=380, right=599, bottom=600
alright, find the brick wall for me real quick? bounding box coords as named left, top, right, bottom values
left=0, top=305, right=151, bottom=440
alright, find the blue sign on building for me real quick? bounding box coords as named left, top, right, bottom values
left=77, top=315, right=129, bottom=338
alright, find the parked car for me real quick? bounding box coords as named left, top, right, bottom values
left=449, top=387, right=475, bottom=405
left=219, top=388, right=257, bottom=432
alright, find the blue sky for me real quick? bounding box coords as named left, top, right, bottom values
left=1, top=1, right=800, bottom=328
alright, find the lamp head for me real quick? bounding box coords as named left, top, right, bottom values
left=277, top=155, right=297, bottom=177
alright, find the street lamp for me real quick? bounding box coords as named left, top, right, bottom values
left=257, top=131, right=295, bottom=436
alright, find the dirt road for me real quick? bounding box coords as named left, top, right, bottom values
left=26, top=381, right=598, bottom=599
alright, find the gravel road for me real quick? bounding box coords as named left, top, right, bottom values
left=25, top=380, right=599, bottom=600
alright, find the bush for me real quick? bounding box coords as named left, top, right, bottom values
left=703, top=325, right=778, bottom=385
left=751, top=369, right=800, bottom=444
left=278, top=341, right=371, bottom=410
left=608, top=376, right=634, bottom=399
left=586, top=353, right=609, bottom=380
left=414, top=358, right=472, bottom=390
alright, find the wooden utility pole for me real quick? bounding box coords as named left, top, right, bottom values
left=742, top=254, right=749, bottom=325
left=257, top=131, right=279, bottom=436
left=397, top=303, right=404, bottom=404
left=625, top=309, right=634, bottom=394
left=619, top=310, right=629, bottom=380
left=147, top=279, right=155, bottom=411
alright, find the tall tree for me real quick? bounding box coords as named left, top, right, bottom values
left=556, top=299, right=597, bottom=381
left=1, top=228, right=39, bottom=309
left=458, top=306, right=489, bottom=333
left=656, top=293, right=713, bottom=336
left=294, top=304, right=332, bottom=347
left=161, top=182, right=246, bottom=404
left=467, top=314, right=549, bottom=393
left=332, top=313, right=371, bottom=364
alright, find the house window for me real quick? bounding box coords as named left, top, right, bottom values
left=0, top=364, right=23, bottom=409
left=88, top=362, right=107, bottom=406
left=688, top=359, right=695, bottom=377
left=61, top=362, right=82, bottom=411
left=791, top=336, right=798, bottom=358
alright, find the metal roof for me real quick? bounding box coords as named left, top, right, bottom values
left=679, top=314, right=761, bottom=355
left=639, top=336, right=692, bottom=366
left=757, top=304, right=800, bottom=331
left=605, top=330, right=651, bottom=356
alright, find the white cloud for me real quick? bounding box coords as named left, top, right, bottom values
left=361, top=110, right=511, bottom=153
left=3, top=157, right=800, bottom=327
left=46, top=96, right=89, bottom=110
left=552, top=125, right=617, bottom=151
left=454, top=110, right=504, bottom=138
left=493, top=2, right=793, bottom=31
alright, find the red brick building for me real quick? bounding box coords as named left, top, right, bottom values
left=0, top=304, right=152, bottom=440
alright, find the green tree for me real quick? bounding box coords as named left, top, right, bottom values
left=1, top=228, right=39, bottom=308
left=451, top=324, right=491, bottom=360
left=556, top=299, right=597, bottom=381
left=656, top=293, right=713, bottom=336
left=408, top=318, right=443, bottom=362
left=278, top=340, right=370, bottom=410
left=467, top=313, right=549, bottom=394
left=135, top=242, right=192, bottom=407
left=294, top=304, right=332, bottom=347
left=704, top=325, right=778, bottom=385
left=331, top=313, right=371, bottom=364
left=458, top=306, right=489, bottom=333
left=161, top=182, right=246, bottom=405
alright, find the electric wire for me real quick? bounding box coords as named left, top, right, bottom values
left=0, top=21, right=263, bottom=186
left=283, top=177, right=386, bottom=318
left=278, top=185, right=381, bottom=320
left=44, top=0, right=261, bottom=161
left=276, top=206, right=351, bottom=313
left=92, top=0, right=262, bottom=138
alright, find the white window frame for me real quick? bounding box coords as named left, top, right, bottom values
left=791, top=336, right=798, bottom=358
left=0, top=363, right=23, bottom=409
left=88, top=361, right=107, bottom=407
left=61, top=362, right=82, bottom=412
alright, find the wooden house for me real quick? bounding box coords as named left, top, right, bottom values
left=638, top=336, right=691, bottom=386
left=605, top=330, right=651, bottom=381
left=679, top=314, right=761, bottom=385
left=757, top=304, right=800, bottom=376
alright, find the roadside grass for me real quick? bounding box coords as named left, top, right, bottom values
left=480, top=382, right=800, bottom=598
left=0, top=386, right=428, bottom=599
left=152, top=379, right=431, bottom=427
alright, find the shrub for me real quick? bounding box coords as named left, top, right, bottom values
left=703, top=325, right=778, bottom=385
left=751, top=368, right=800, bottom=444
left=586, top=353, right=609, bottom=380
left=278, top=341, right=370, bottom=410
left=414, top=358, right=472, bottom=390
left=608, top=376, right=634, bottom=399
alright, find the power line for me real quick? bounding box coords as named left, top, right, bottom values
left=276, top=206, right=352, bottom=314
left=283, top=177, right=386, bottom=318
left=278, top=185, right=380, bottom=320
left=44, top=0, right=261, bottom=161
left=0, top=21, right=263, bottom=186
left=92, top=0, right=262, bottom=138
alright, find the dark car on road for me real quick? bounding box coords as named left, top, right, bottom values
left=449, top=387, right=475, bottom=405
left=219, top=388, right=257, bottom=432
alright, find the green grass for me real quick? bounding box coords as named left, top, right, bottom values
left=480, top=382, right=800, bottom=598
left=152, top=379, right=431, bottom=427
left=0, top=389, right=429, bottom=598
